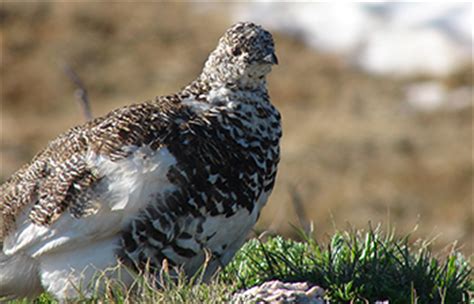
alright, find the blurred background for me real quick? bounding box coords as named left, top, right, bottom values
left=0, top=3, right=472, bottom=255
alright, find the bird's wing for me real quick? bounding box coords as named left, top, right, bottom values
left=1, top=102, right=177, bottom=258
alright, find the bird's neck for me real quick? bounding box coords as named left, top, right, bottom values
left=180, top=75, right=269, bottom=106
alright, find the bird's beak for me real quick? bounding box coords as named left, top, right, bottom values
left=262, top=52, right=279, bottom=65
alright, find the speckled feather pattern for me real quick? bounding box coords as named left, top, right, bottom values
left=0, top=22, right=281, bottom=297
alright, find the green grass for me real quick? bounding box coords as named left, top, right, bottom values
left=5, top=226, right=472, bottom=303
left=222, top=226, right=472, bottom=303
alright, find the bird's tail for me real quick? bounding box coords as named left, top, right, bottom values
left=0, top=250, right=44, bottom=300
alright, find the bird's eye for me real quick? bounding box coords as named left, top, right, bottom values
left=232, top=47, right=242, bottom=56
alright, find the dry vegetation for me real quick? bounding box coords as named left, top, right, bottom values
left=1, top=3, right=472, bottom=255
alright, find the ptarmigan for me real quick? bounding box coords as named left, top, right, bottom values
left=0, top=22, right=281, bottom=300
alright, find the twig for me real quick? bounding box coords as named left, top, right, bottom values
left=288, top=184, right=312, bottom=235
left=63, top=64, right=93, bottom=121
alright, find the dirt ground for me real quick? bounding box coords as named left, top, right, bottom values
left=1, top=3, right=472, bottom=255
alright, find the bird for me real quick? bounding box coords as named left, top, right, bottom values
left=0, top=22, right=281, bottom=300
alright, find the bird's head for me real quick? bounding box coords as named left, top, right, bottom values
left=201, top=22, right=278, bottom=90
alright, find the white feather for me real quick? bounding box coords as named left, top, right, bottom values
left=4, top=146, right=176, bottom=256
left=181, top=188, right=273, bottom=279
left=88, top=145, right=177, bottom=212
left=39, top=236, right=134, bottom=299
left=0, top=251, right=43, bottom=299
left=2, top=146, right=177, bottom=299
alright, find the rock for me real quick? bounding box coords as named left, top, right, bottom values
left=232, top=280, right=326, bottom=304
